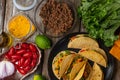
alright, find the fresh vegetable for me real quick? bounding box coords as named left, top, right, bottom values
left=0, top=61, right=15, bottom=79
left=110, top=39, right=120, bottom=61
left=35, top=35, right=51, bottom=49
left=33, top=74, right=46, bottom=80
left=5, top=43, right=40, bottom=75
left=78, top=0, right=120, bottom=47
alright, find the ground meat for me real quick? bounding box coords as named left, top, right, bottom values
left=40, top=0, right=73, bottom=35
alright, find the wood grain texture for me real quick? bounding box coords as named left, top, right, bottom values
left=1, top=0, right=120, bottom=80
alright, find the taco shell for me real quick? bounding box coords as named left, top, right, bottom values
left=59, top=54, right=76, bottom=78
left=79, top=50, right=107, bottom=67
left=52, top=50, right=76, bottom=79
left=68, top=36, right=99, bottom=49
left=70, top=60, right=87, bottom=80
left=87, top=63, right=104, bottom=80
left=74, top=62, right=92, bottom=80
left=93, top=48, right=108, bottom=62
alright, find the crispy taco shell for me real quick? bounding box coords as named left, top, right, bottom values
left=79, top=50, right=107, bottom=67
left=70, top=60, right=87, bottom=80
left=62, top=54, right=87, bottom=80
left=74, top=62, right=92, bottom=80
left=68, top=36, right=99, bottom=49
left=87, top=63, right=104, bottom=80
left=59, top=54, right=76, bottom=78
left=52, top=50, right=76, bottom=79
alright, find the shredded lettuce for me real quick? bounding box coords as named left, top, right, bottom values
left=78, top=0, right=120, bottom=47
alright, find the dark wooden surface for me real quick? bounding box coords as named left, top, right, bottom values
left=0, top=0, right=120, bottom=80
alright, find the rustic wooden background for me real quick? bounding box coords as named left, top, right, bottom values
left=0, top=0, right=120, bottom=80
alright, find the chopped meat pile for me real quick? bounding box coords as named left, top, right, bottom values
left=40, top=0, right=73, bottom=35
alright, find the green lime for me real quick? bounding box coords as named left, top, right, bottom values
left=35, top=34, right=51, bottom=49
left=34, top=74, right=45, bottom=80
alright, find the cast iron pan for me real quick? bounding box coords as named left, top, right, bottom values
left=48, top=32, right=114, bottom=80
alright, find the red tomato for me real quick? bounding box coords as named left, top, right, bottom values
left=23, top=58, right=31, bottom=67
left=11, top=55, right=21, bottom=60
left=15, top=43, right=20, bottom=49
left=33, top=53, right=38, bottom=59
left=8, top=47, right=15, bottom=56
left=31, top=59, right=37, bottom=67
left=5, top=54, right=11, bottom=60
left=21, top=43, right=29, bottom=49
left=23, top=52, right=32, bottom=58
left=24, top=66, right=31, bottom=72
left=20, top=57, right=25, bottom=65
left=29, top=44, right=37, bottom=52
left=16, top=49, right=26, bottom=55
left=11, top=59, right=18, bottom=63
left=18, top=68, right=27, bottom=75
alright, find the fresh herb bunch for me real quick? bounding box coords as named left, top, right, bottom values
left=78, top=0, right=120, bottom=47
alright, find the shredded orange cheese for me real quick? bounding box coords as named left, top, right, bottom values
left=8, top=15, right=31, bottom=39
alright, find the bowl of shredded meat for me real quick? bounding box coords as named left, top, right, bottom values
left=34, top=0, right=77, bottom=38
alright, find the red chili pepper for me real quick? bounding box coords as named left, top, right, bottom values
left=21, top=43, right=29, bottom=49
left=23, top=52, right=32, bottom=58
left=16, top=49, right=26, bottom=55
left=23, top=58, right=31, bottom=67
left=11, top=55, right=21, bottom=60
left=8, top=47, right=15, bottom=56
left=18, top=68, right=27, bottom=75
left=29, top=44, right=37, bottom=52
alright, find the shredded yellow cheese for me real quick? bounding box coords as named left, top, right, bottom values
left=8, top=15, right=31, bottom=39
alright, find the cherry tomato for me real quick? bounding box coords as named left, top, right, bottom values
left=33, top=53, right=38, bottom=59
left=11, top=55, right=21, bottom=60
left=31, top=59, right=37, bottom=67
left=18, top=68, right=27, bottom=75
left=8, top=47, right=15, bottom=56
left=20, top=57, right=25, bottom=65
left=15, top=43, right=20, bottom=49
left=29, top=44, right=37, bottom=52
left=21, top=43, right=29, bottom=49
left=24, top=66, right=31, bottom=72
left=5, top=54, right=11, bottom=60
left=23, top=52, right=32, bottom=58
left=16, top=49, right=26, bottom=55
left=23, top=58, right=31, bottom=67
left=11, top=59, right=18, bottom=63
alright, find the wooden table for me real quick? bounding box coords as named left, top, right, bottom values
left=0, top=0, right=120, bottom=80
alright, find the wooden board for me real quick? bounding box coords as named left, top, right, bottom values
left=0, top=0, right=120, bottom=80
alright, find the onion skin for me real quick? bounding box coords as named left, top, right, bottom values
left=0, top=61, right=15, bottom=79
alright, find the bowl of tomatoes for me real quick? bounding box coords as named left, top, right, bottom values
left=3, top=42, right=41, bottom=80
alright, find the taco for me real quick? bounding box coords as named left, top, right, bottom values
left=59, top=53, right=76, bottom=78
left=74, top=62, right=92, bottom=80
left=52, top=50, right=76, bottom=79
left=92, top=48, right=108, bottom=62
left=68, top=35, right=99, bottom=49
left=87, top=63, right=104, bottom=80
left=78, top=49, right=107, bottom=67
left=62, top=54, right=87, bottom=80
